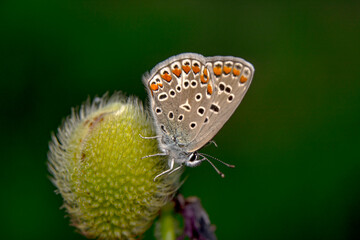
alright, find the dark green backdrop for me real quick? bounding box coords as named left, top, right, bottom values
left=1, top=0, right=360, bottom=239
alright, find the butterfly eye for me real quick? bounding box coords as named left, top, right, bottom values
left=189, top=153, right=197, bottom=162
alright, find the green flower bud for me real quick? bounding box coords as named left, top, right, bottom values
left=48, top=92, right=182, bottom=239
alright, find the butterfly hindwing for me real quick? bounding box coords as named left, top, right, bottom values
left=186, top=56, right=255, bottom=152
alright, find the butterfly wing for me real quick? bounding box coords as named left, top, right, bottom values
left=143, top=53, right=217, bottom=147
left=186, top=56, right=255, bottom=152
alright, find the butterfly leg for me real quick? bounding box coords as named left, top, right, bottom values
left=139, top=134, right=161, bottom=139
left=153, top=158, right=174, bottom=181
left=209, top=140, right=218, bottom=148
left=204, top=140, right=218, bottom=148
left=141, top=152, right=167, bottom=159
left=168, top=164, right=183, bottom=176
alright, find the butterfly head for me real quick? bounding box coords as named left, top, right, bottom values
left=184, top=152, right=202, bottom=167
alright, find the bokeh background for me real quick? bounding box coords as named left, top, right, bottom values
left=1, top=0, right=360, bottom=239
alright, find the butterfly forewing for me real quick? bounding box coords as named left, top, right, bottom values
left=144, top=53, right=216, bottom=146
left=186, top=56, right=255, bottom=152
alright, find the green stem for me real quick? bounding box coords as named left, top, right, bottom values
left=159, top=202, right=176, bottom=240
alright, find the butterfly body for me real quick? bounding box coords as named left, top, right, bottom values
left=143, top=53, right=254, bottom=178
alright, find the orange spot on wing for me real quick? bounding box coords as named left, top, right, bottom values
left=201, top=68, right=209, bottom=83
left=240, top=75, right=248, bottom=83
left=161, top=73, right=172, bottom=82
left=192, top=66, right=200, bottom=74
left=200, top=74, right=208, bottom=83
left=213, top=66, right=222, bottom=76
left=233, top=68, right=240, bottom=76
left=182, top=65, right=191, bottom=74
left=172, top=68, right=182, bottom=77
left=223, top=66, right=232, bottom=74
left=207, top=83, right=213, bottom=95
left=150, top=83, right=159, bottom=91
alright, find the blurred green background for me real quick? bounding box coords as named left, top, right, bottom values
left=1, top=0, right=360, bottom=239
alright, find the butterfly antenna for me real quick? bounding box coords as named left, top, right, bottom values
left=199, top=154, right=225, bottom=178
left=200, top=153, right=235, bottom=168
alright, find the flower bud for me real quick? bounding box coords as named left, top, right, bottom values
left=48, top=93, right=182, bottom=239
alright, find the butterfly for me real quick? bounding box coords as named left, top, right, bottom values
left=142, top=53, right=254, bottom=180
